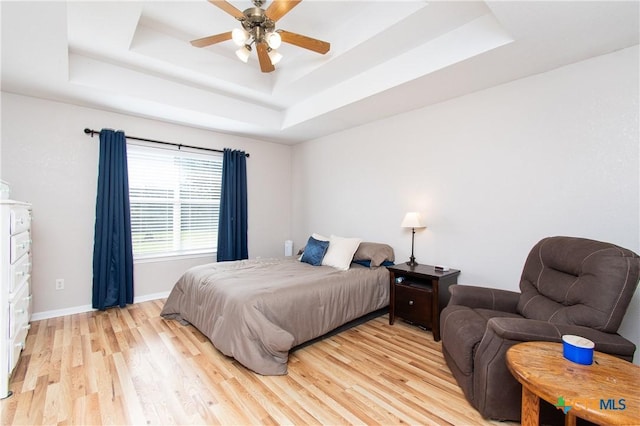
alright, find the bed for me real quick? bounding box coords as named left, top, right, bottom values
left=160, top=241, right=393, bottom=375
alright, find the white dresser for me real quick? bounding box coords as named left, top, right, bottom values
left=0, top=200, right=32, bottom=399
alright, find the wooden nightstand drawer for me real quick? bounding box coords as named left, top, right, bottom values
left=395, top=284, right=432, bottom=326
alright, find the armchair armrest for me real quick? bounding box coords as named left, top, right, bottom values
left=487, top=317, right=636, bottom=360
left=448, top=284, right=520, bottom=313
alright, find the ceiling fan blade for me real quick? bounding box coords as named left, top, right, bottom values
left=265, top=0, right=301, bottom=22
left=207, top=0, right=245, bottom=19
left=190, top=31, right=233, bottom=48
left=279, top=30, right=330, bottom=54
left=256, top=42, right=275, bottom=73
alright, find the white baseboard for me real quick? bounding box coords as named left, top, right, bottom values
left=31, top=291, right=171, bottom=321
left=134, top=291, right=171, bottom=304
left=31, top=304, right=94, bottom=321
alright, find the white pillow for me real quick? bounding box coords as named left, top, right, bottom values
left=322, top=235, right=363, bottom=271
left=312, top=233, right=329, bottom=241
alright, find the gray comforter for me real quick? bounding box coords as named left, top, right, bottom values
left=160, top=257, right=390, bottom=375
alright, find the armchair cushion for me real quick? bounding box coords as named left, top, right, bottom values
left=517, top=236, right=640, bottom=333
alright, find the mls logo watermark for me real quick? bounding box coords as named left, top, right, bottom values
left=555, top=396, right=572, bottom=414
left=599, top=399, right=627, bottom=410
left=555, top=396, right=627, bottom=413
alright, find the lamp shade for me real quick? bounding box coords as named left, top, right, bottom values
left=401, top=212, right=425, bottom=229
left=268, top=49, right=282, bottom=65
left=232, top=28, right=249, bottom=46
left=235, top=45, right=251, bottom=63
left=266, top=31, right=282, bottom=49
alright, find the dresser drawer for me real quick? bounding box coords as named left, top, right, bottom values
left=10, top=206, right=31, bottom=235
left=10, top=252, right=31, bottom=294
left=9, top=282, right=31, bottom=339
left=9, top=323, right=30, bottom=375
left=395, top=284, right=433, bottom=326
left=10, top=230, right=31, bottom=264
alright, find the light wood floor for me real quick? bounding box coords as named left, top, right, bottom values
left=1, top=300, right=507, bottom=425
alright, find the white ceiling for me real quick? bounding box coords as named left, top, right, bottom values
left=2, top=1, right=639, bottom=144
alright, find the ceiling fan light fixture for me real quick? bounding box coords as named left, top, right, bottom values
left=191, top=0, right=331, bottom=73
left=232, top=27, right=249, bottom=46
left=268, top=48, right=282, bottom=65
left=235, top=45, right=252, bottom=63
left=266, top=31, right=281, bottom=49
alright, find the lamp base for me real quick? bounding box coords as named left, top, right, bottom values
left=406, top=228, right=420, bottom=267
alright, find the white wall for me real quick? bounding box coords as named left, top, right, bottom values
left=292, top=46, right=640, bottom=361
left=0, top=93, right=292, bottom=317
left=1, top=47, right=638, bottom=359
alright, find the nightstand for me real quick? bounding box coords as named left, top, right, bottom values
left=388, top=263, right=460, bottom=341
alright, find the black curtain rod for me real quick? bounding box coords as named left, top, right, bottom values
left=83, top=128, right=249, bottom=157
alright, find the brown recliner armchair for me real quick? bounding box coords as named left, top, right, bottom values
left=440, top=236, right=640, bottom=421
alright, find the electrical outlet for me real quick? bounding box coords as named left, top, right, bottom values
left=55, top=278, right=64, bottom=290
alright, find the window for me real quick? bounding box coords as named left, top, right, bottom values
left=126, top=144, right=223, bottom=259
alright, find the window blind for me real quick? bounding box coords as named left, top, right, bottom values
left=126, top=144, right=223, bottom=258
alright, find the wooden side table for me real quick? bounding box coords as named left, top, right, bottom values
left=387, top=263, right=460, bottom=341
left=506, top=341, right=640, bottom=426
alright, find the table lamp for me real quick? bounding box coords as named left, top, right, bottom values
left=401, top=212, right=426, bottom=266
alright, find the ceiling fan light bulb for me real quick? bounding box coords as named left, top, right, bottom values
left=236, top=45, right=251, bottom=63
left=232, top=28, right=249, bottom=46
left=267, top=32, right=282, bottom=49
left=268, top=49, right=283, bottom=65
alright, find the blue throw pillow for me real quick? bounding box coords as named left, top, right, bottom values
left=352, top=259, right=395, bottom=268
left=300, top=236, right=329, bottom=266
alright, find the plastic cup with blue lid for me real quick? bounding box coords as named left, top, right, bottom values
left=562, top=335, right=595, bottom=365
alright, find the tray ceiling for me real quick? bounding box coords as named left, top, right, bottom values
left=2, top=1, right=638, bottom=144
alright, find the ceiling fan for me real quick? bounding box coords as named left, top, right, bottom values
left=191, top=0, right=331, bottom=73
